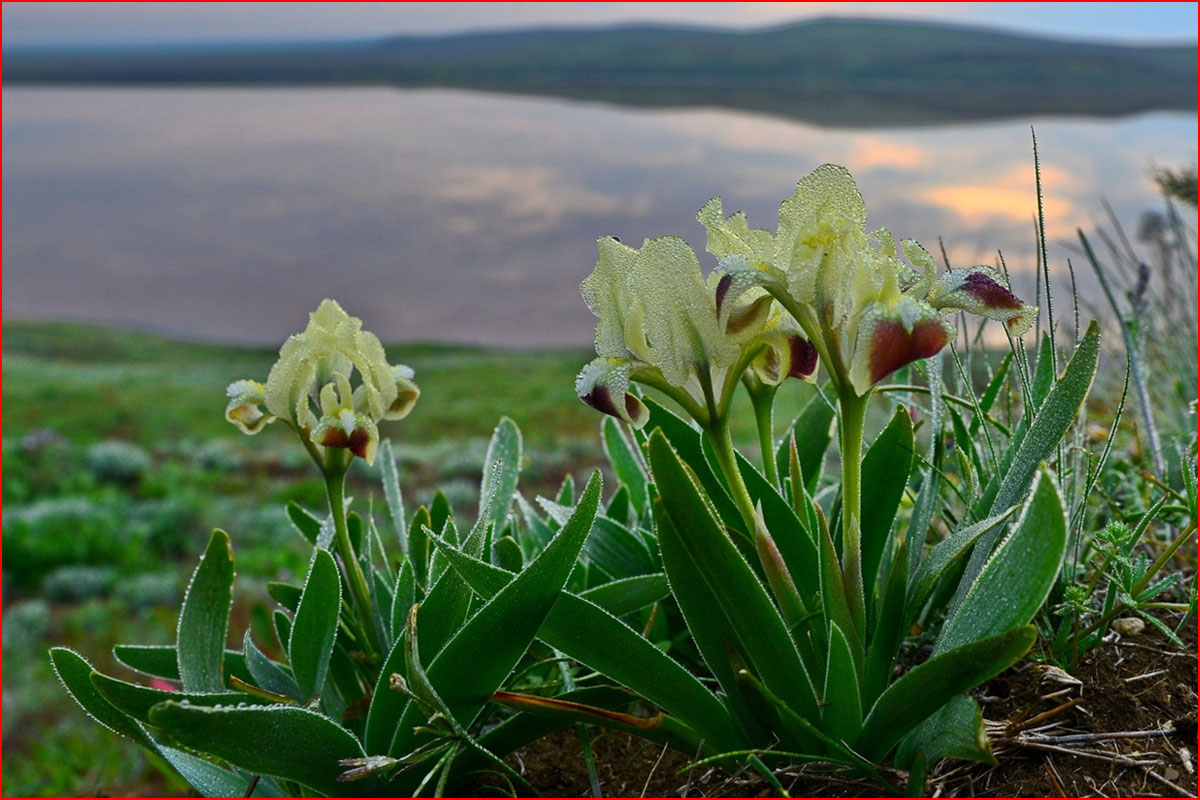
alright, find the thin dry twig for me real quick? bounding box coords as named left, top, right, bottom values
left=639, top=743, right=669, bottom=798
left=1022, top=729, right=1176, bottom=745
left=1017, top=739, right=1161, bottom=768
left=1148, top=769, right=1195, bottom=797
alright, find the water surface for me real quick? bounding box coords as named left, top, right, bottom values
left=3, top=87, right=1194, bottom=347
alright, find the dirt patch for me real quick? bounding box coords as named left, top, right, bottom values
left=936, top=620, right=1198, bottom=798
left=500, top=621, right=1197, bottom=797
left=499, top=728, right=702, bottom=797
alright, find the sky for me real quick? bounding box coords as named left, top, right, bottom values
left=2, top=2, right=1196, bottom=47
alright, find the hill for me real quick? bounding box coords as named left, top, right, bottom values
left=4, top=17, right=1195, bottom=126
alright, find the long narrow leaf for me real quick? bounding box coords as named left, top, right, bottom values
left=149, top=702, right=377, bottom=797
left=937, top=469, right=1067, bottom=655
left=579, top=574, right=669, bottom=617
left=177, top=530, right=236, bottom=693
left=50, top=648, right=155, bottom=748
left=855, top=626, right=1035, bottom=760
left=430, top=533, right=742, bottom=753
left=860, top=406, right=914, bottom=607
left=603, top=416, right=650, bottom=517
left=649, top=430, right=821, bottom=729
left=775, top=389, right=836, bottom=495
left=957, top=320, right=1099, bottom=609
left=113, top=644, right=252, bottom=687
left=475, top=417, right=522, bottom=545
left=378, top=438, right=407, bottom=554
left=637, top=397, right=742, bottom=531
left=243, top=630, right=301, bottom=701
left=389, top=471, right=603, bottom=758
left=289, top=549, right=342, bottom=699
left=91, top=672, right=243, bottom=723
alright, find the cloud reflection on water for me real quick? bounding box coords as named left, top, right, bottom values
left=2, top=87, right=1194, bottom=348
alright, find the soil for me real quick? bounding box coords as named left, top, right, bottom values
left=499, top=620, right=1198, bottom=798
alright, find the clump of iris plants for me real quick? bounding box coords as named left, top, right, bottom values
left=50, top=165, right=1106, bottom=797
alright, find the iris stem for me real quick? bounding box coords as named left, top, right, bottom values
left=837, top=389, right=869, bottom=636
left=324, top=459, right=381, bottom=660
left=698, top=367, right=759, bottom=538
left=746, top=378, right=781, bottom=489
left=705, top=420, right=759, bottom=539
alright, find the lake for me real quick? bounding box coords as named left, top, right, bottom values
left=2, top=87, right=1195, bottom=347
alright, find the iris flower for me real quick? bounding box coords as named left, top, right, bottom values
left=576, top=235, right=815, bottom=428
left=700, top=164, right=1037, bottom=397
left=225, top=299, right=419, bottom=465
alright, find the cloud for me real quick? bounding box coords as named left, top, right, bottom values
left=921, top=161, right=1077, bottom=236
left=435, top=165, right=650, bottom=235
left=844, top=138, right=930, bottom=171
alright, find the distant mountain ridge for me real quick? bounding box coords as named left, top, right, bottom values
left=5, top=17, right=1195, bottom=127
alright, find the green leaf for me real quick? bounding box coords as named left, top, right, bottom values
left=416, top=519, right=473, bottom=658
left=429, top=492, right=452, bottom=544
left=906, top=350, right=944, bottom=586
left=975, top=352, right=1012, bottom=418
left=709, top=437, right=819, bottom=601
left=431, top=536, right=740, bottom=754
left=855, top=626, right=1035, bottom=760
left=286, top=501, right=322, bottom=546
left=371, top=565, right=395, bottom=649
left=177, top=530, right=236, bottom=693
left=476, top=416, right=522, bottom=546
left=950, top=408, right=985, bottom=491
left=516, top=493, right=556, bottom=552
left=906, top=508, right=1017, bottom=617
left=112, top=644, right=251, bottom=687
left=1031, top=331, right=1056, bottom=408
left=52, top=649, right=267, bottom=798
left=775, top=389, right=836, bottom=495
left=821, top=622, right=862, bottom=743
left=735, top=670, right=872, bottom=770
left=148, top=702, right=376, bottom=797
left=637, top=397, right=742, bottom=532
left=390, top=559, right=415, bottom=642
left=363, top=639, right=409, bottom=755
left=243, top=630, right=301, bottom=701
left=266, top=581, right=301, bottom=612
left=860, top=406, right=914, bottom=602
left=652, top=504, right=764, bottom=744
left=407, top=505, right=432, bottom=590
left=491, top=535, right=525, bottom=572
left=158, top=746, right=272, bottom=798
left=961, top=321, right=1099, bottom=601
left=556, top=473, right=576, bottom=506
left=389, top=471, right=603, bottom=757
left=91, top=671, right=242, bottom=723
left=605, top=485, right=633, bottom=527
left=818, top=511, right=859, bottom=675
left=579, top=574, right=669, bottom=617
left=289, top=549, right=342, bottom=700
left=378, top=438, right=407, bottom=554
left=347, top=511, right=364, bottom=557
left=894, top=694, right=994, bottom=771
left=363, top=524, right=466, bottom=755
left=272, top=610, right=291, bottom=653
left=863, top=538, right=909, bottom=709
left=603, top=417, right=650, bottom=516
left=585, top=516, right=657, bottom=579
left=937, top=469, right=1067, bottom=655
left=50, top=648, right=154, bottom=748
left=649, top=430, right=821, bottom=730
